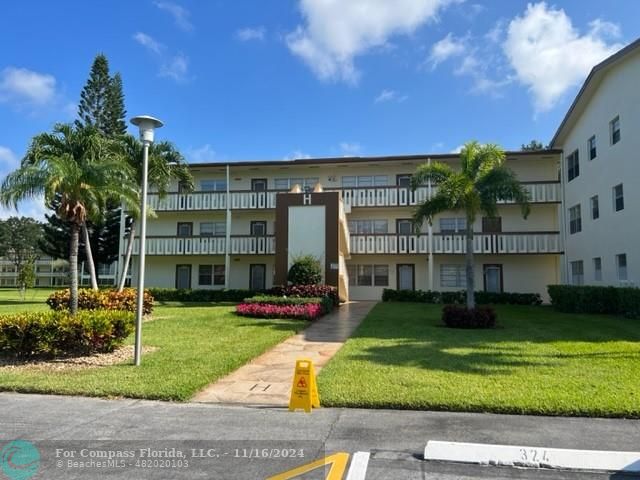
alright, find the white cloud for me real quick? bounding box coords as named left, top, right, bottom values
left=450, top=145, right=464, bottom=153
left=186, top=144, right=217, bottom=163
left=133, top=32, right=163, bottom=55
left=237, top=27, right=266, bottom=42
left=0, top=67, right=56, bottom=106
left=429, top=33, right=467, bottom=68
left=154, top=1, right=193, bottom=31
left=287, top=0, right=454, bottom=83
left=133, top=32, right=190, bottom=82
left=503, top=2, right=623, bottom=112
left=0, top=146, right=47, bottom=221
left=339, top=142, right=362, bottom=155
left=0, top=146, right=19, bottom=171
left=374, top=89, right=408, bottom=103
left=284, top=150, right=312, bottom=160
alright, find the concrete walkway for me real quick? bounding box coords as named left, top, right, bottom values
left=192, top=301, right=376, bottom=405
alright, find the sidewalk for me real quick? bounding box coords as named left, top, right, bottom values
left=192, top=301, right=376, bottom=405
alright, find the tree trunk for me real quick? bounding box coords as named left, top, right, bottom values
left=82, top=223, right=99, bottom=291
left=465, top=219, right=475, bottom=309
left=69, top=224, right=80, bottom=315
left=117, top=223, right=135, bottom=292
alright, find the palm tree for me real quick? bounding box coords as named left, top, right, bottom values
left=411, top=141, right=530, bottom=309
left=116, top=135, right=193, bottom=291
left=0, top=124, right=137, bottom=314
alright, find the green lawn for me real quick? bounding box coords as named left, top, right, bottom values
left=0, top=288, right=55, bottom=313
left=318, top=302, right=640, bottom=417
left=0, top=292, right=306, bottom=400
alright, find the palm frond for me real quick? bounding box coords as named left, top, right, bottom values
left=476, top=165, right=531, bottom=218
left=412, top=191, right=456, bottom=231
left=410, top=162, right=454, bottom=191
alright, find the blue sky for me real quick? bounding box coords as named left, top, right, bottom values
left=1, top=0, right=639, bottom=218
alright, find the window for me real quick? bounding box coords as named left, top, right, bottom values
left=440, top=265, right=466, bottom=288
left=250, top=221, right=267, bottom=236
left=213, top=265, right=225, bottom=285
left=610, top=116, right=620, bottom=144
left=251, top=178, right=267, bottom=191
left=482, top=217, right=502, bottom=233
left=593, top=257, right=602, bottom=281
left=341, top=175, right=388, bottom=187
left=613, top=184, right=624, bottom=211
left=588, top=136, right=597, bottom=160
left=357, top=265, right=373, bottom=286
left=347, top=264, right=388, bottom=286
left=198, top=265, right=212, bottom=286
left=200, top=222, right=226, bottom=236
left=570, top=260, right=584, bottom=285
left=567, top=149, right=579, bottom=181
left=439, top=217, right=466, bottom=233
left=396, top=174, right=412, bottom=187
left=177, top=222, right=193, bottom=237
left=178, top=181, right=191, bottom=193
left=200, top=179, right=227, bottom=191
left=347, top=219, right=388, bottom=234
left=616, top=254, right=628, bottom=281
left=274, top=177, right=319, bottom=191
left=590, top=196, right=599, bottom=220
left=396, top=219, right=413, bottom=235
left=569, top=205, right=581, bottom=234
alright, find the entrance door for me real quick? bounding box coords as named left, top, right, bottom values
left=175, top=265, right=192, bottom=289
left=483, top=264, right=503, bottom=293
left=397, top=264, right=415, bottom=290
left=250, top=264, right=266, bottom=290
left=251, top=178, right=267, bottom=191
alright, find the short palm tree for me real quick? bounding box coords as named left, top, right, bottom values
left=0, top=124, right=137, bottom=314
left=411, top=141, right=530, bottom=309
left=116, top=135, right=193, bottom=291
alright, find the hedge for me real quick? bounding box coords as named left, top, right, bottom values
left=0, top=310, right=134, bottom=358
left=269, top=285, right=339, bottom=306
left=442, top=305, right=497, bottom=329
left=547, top=285, right=640, bottom=318
left=47, top=289, right=154, bottom=315
left=382, top=289, right=542, bottom=306
left=148, top=288, right=259, bottom=303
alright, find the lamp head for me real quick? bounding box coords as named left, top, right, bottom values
left=130, top=115, right=164, bottom=144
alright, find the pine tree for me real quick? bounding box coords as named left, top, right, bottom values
left=104, top=73, right=127, bottom=136
left=75, top=54, right=111, bottom=132
left=42, top=54, right=127, bottom=284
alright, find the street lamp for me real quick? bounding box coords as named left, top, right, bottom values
left=130, top=115, right=163, bottom=366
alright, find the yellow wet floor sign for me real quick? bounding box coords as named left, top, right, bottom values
left=266, top=452, right=349, bottom=480
left=288, top=358, right=320, bottom=413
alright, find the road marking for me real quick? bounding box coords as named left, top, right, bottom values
left=266, top=452, right=349, bottom=479
left=346, top=451, right=370, bottom=480
left=424, top=441, right=640, bottom=473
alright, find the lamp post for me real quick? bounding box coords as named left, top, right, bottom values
left=130, top=115, right=163, bottom=366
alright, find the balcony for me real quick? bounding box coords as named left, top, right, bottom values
left=144, top=181, right=561, bottom=212
left=133, top=235, right=275, bottom=256
left=350, top=232, right=562, bottom=255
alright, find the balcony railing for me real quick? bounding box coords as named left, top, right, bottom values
left=133, top=235, right=276, bottom=256
left=350, top=232, right=561, bottom=255
left=143, top=181, right=561, bottom=212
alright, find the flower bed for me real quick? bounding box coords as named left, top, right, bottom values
left=236, top=302, right=324, bottom=320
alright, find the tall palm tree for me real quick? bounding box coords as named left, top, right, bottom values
left=411, top=141, right=530, bottom=309
left=116, top=135, right=193, bottom=291
left=0, top=124, right=137, bottom=314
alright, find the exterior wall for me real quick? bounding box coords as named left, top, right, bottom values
left=558, top=51, right=640, bottom=286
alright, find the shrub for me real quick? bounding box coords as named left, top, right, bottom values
left=548, top=285, right=640, bottom=318
left=269, top=285, right=339, bottom=306
left=236, top=303, right=324, bottom=321
left=442, top=305, right=497, bottom=329
left=243, top=295, right=335, bottom=315
left=287, top=255, right=323, bottom=286
left=47, top=288, right=154, bottom=315
left=148, top=288, right=258, bottom=303
left=0, top=310, right=134, bottom=358
left=382, top=289, right=541, bottom=306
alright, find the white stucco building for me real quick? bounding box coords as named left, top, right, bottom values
left=552, top=38, right=640, bottom=287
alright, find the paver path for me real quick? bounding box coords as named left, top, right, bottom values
left=192, top=301, right=376, bottom=405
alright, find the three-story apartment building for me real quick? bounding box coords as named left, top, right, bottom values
left=122, top=150, right=563, bottom=301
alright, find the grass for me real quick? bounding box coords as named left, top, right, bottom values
left=0, top=288, right=55, bottom=313
left=318, top=302, right=640, bottom=418
left=0, top=290, right=307, bottom=401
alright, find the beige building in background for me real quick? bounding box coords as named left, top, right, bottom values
left=123, top=150, right=563, bottom=301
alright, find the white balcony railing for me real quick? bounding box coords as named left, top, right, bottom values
left=350, top=232, right=561, bottom=255
left=133, top=236, right=276, bottom=256
left=144, top=182, right=561, bottom=212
